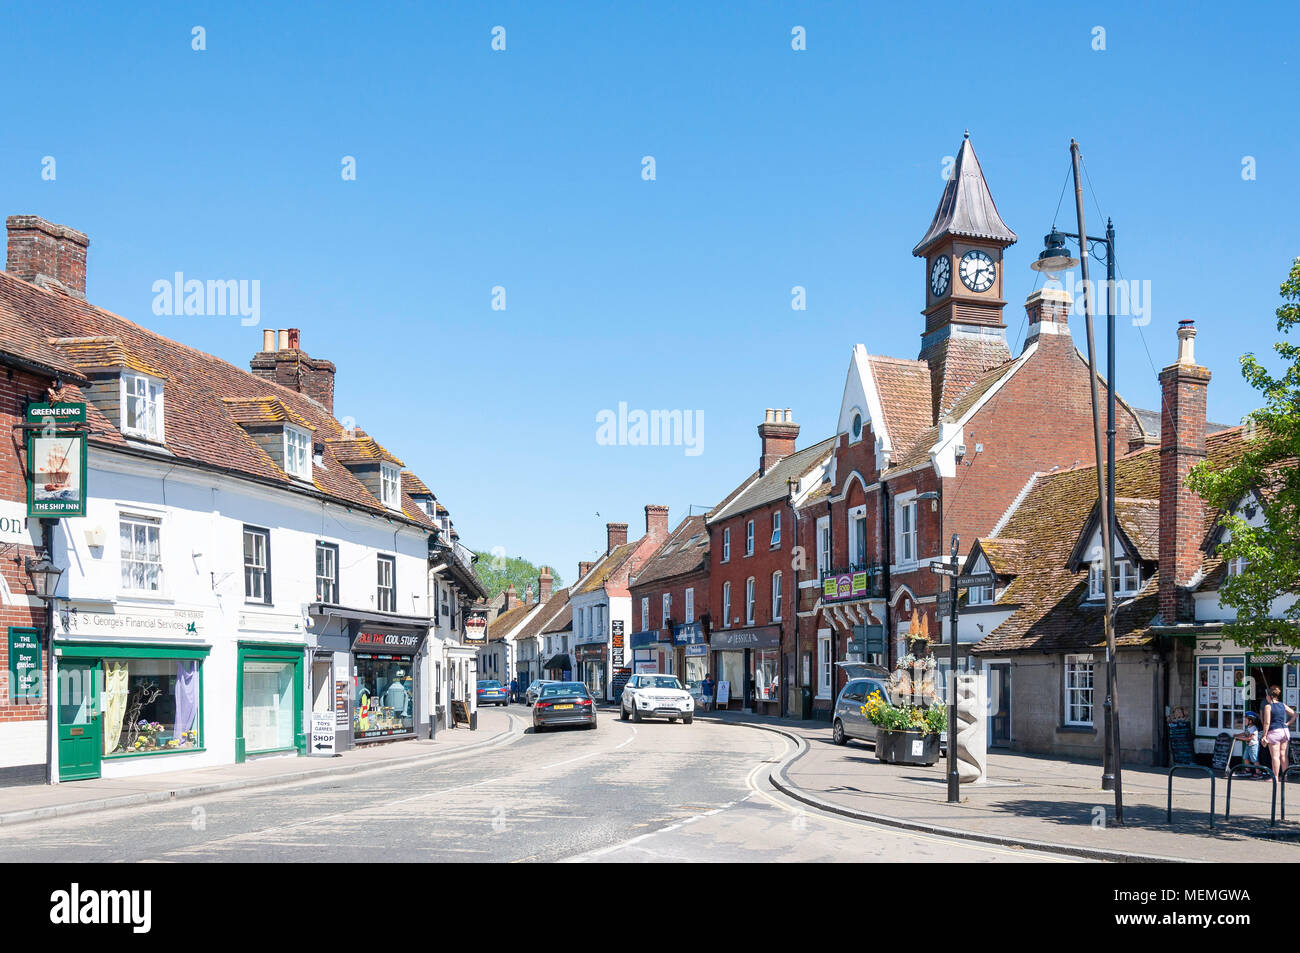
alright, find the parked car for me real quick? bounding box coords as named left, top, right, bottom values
left=533, top=682, right=597, bottom=732
left=620, top=674, right=694, bottom=724
left=831, top=676, right=893, bottom=747
left=476, top=679, right=509, bottom=707
left=524, top=679, right=556, bottom=706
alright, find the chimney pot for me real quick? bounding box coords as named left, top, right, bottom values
left=278, top=329, right=290, bottom=350
left=1176, top=319, right=1197, bottom=365
left=288, top=328, right=301, bottom=350
left=757, top=406, right=801, bottom=475
left=262, top=329, right=275, bottom=352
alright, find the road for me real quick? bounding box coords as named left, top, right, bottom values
left=0, top=708, right=1080, bottom=863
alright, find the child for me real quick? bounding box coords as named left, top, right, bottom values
left=1234, top=710, right=1264, bottom=777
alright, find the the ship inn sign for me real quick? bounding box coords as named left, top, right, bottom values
left=25, top=402, right=87, bottom=519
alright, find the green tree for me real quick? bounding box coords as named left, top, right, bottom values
left=1187, top=257, right=1300, bottom=648
left=473, top=551, right=563, bottom=603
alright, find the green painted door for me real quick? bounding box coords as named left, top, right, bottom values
left=58, top=659, right=101, bottom=781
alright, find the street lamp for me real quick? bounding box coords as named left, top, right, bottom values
left=25, top=553, right=62, bottom=602
left=1032, top=140, right=1124, bottom=824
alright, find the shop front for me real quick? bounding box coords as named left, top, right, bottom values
left=351, top=628, right=425, bottom=742
left=630, top=629, right=673, bottom=677
left=1190, top=635, right=1300, bottom=753
left=673, top=622, right=708, bottom=699
left=575, top=642, right=608, bottom=700
left=710, top=626, right=781, bottom=713
left=235, top=642, right=306, bottom=762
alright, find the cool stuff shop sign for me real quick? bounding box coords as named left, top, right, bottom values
left=354, top=631, right=422, bottom=654
left=25, top=403, right=87, bottom=518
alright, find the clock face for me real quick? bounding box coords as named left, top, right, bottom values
left=930, top=256, right=950, bottom=296
left=959, top=250, right=996, bottom=293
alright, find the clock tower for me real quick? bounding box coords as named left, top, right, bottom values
left=912, top=133, right=1018, bottom=417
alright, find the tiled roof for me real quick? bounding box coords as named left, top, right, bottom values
left=402, top=472, right=433, bottom=497
left=709, top=436, right=837, bottom=523
left=867, top=355, right=933, bottom=455
left=925, top=333, right=1015, bottom=418
left=325, top=431, right=404, bottom=467
left=222, top=396, right=315, bottom=430
left=631, top=514, right=709, bottom=588
left=0, top=307, right=85, bottom=380
left=513, top=587, right=572, bottom=643
left=574, top=541, right=642, bottom=595
left=540, top=599, right=573, bottom=635
left=978, top=538, right=1025, bottom=575
left=1114, top=497, right=1161, bottom=561
left=972, top=428, right=1248, bottom=655
left=48, top=335, right=169, bottom=378
left=0, top=269, right=435, bottom=531
left=489, top=602, right=536, bottom=640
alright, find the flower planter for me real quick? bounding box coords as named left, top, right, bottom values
left=876, top=729, right=940, bottom=766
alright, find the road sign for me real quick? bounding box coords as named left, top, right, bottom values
left=955, top=572, right=996, bottom=589
left=310, top=712, right=336, bottom=756
left=930, top=563, right=956, bottom=576
left=936, top=590, right=954, bottom=618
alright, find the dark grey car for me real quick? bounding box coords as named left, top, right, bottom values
left=831, top=677, right=892, bottom=747
left=532, top=682, right=597, bottom=732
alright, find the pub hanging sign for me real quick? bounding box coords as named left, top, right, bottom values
left=25, top=403, right=88, bottom=519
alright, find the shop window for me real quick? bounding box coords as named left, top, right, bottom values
left=377, top=555, right=396, bottom=612
left=354, top=655, right=414, bottom=739
left=242, top=658, right=297, bottom=752
left=316, top=541, right=339, bottom=603
left=755, top=648, right=779, bottom=702
left=1197, top=656, right=1247, bottom=732
left=120, top=514, right=163, bottom=593
left=243, top=526, right=271, bottom=604
left=102, top=658, right=202, bottom=756
left=1064, top=655, right=1095, bottom=726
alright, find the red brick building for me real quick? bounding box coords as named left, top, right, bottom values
left=627, top=512, right=711, bottom=693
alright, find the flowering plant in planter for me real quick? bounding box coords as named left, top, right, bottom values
left=862, top=691, right=947, bottom=734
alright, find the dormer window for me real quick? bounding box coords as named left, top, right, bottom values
left=966, top=555, right=995, bottom=605
left=380, top=463, right=401, bottom=509
left=284, top=426, right=312, bottom=480
left=1089, top=559, right=1140, bottom=600
left=122, top=373, right=164, bottom=442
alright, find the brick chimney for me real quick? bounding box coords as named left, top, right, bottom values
left=758, top=408, right=800, bottom=475
left=6, top=216, right=89, bottom=299
left=250, top=328, right=337, bottom=413
left=607, top=522, right=628, bottom=554
left=502, top=583, right=518, bottom=612
left=1023, top=287, right=1072, bottom=349
left=578, top=560, right=595, bottom=581
left=1158, top=320, right=1212, bottom=625
left=538, top=566, right=554, bottom=604
left=644, top=505, right=669, bottom=542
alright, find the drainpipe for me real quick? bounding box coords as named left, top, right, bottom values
left=826, top=500, right=835, bottom=704
left=881, top=481, right=893, bottom=669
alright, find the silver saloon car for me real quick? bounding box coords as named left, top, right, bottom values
left=831, top=676, right=893, bottom=747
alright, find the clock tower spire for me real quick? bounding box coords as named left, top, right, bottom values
left=912, top=133, right=1018, bottom=417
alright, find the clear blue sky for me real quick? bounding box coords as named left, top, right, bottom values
left=3, top=2, right=1296, bottom=580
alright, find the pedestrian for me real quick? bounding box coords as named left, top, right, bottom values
left=1260, top=685, right=1296, bottom=780
left=510, top=677, right=519, bottom=703
left=701, top=673, right=716, bottom=712
left=1233, top=710, right=1264, bottom=777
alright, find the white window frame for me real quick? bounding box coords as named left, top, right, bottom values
left=284, top=425, right=312, bottom=481
left=1088, top=559, right=1140, bottom=599
left=243, top=525, right=271, bottom=604
left=770, top=511, right=781, bottom=548
left=685, top=587, right=695, bottom=623
left=745, top=577, right=755, bottom=625
left=119, top=513, right=164, bottom=594
left=722, top=527, right=731, bottom=562
left=641, top=596, right=649, bottom=631
left=662, top=593, right=672, bottom=628
left=746, top=520, right=755, bottom=556
left=816, top=516, right=831, bottom=576
left=1227, top=556, right=1249, bottom=577
left=771, top=571, right=783, bottom=621
left=722, top=582, right=731, bottom=628
left=848, top=504, right=867, bottom=567
left=120, top=373, right=165, bottom=442
left=316, top=541, right=339, bottom=604
left=817, top=632, right=832, bottom=698
left=966, top=554, right=995, bottom=605
left=380, top=463, right=401, bottom=510
left=377, top=554, right=396, bottom=612
left=1064, top=654, right=1095, bottom=726
left=896, top=498, right=918, bottom=567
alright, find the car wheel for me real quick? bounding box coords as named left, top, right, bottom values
left=620, top=704, right=629, bottom=721
left=534, top=724, right=545, bottom=733
left=632, top=706, right=642, bottom=723
left=668, top=717, right=677, bottom=723
left=588, top=720, right=598, bottom=730
left=833, top=719, right=847, bottom=746
left=684, top=715, right=693, bottom=725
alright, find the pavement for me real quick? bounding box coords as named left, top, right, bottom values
left=696, top=708, right=1300, bottom=862
left=0, top=707, right=519, bottom=827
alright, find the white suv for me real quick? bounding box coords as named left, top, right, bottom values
left=620, top=674, right=695, bottom=724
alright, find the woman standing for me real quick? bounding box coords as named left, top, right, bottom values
left=1260, top=685, right=1296, bottom=779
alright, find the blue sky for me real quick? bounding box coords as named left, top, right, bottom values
left=3, top=2, right=1296, bottom=580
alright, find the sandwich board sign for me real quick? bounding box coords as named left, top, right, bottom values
left=310, top=712, right=336, bottom=756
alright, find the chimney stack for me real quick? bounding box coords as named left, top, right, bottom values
left=503, top=583, right=517, bottom=612
left=6, top=216, right=89, bottom=299
left=538, top=566, right=554, bottom=604
left=645, top=505, right=669, bottom=542
left=578, top=560, right=595, bottom=581
left=250, top=328, right=338, bottom=414
left=607, top=522, right=628, bottom=554
left=758, top=408, right=800, bottom=475
left=1023, top=287, right=1072, bottom=349
left=1158, top=320, right=1212, bottom=625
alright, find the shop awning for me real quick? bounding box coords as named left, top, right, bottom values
left=544, top=654, right=569, bottom=669
left=307, top=603, right=432, bottom=629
